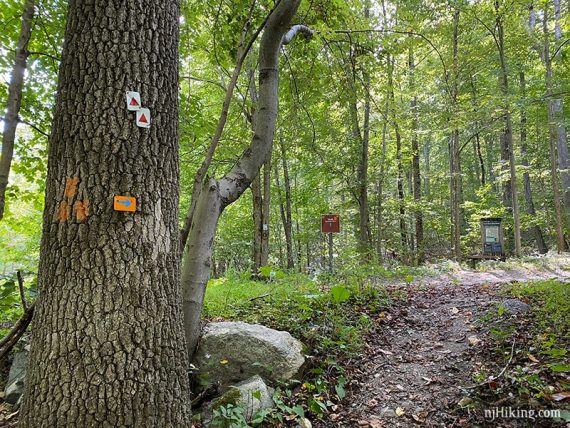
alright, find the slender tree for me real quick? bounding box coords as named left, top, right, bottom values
left=0, top=0, right=35, bottom=220
left=181, top=0, right=311, bottom=356
left=495, top=0, right=522, bottom=257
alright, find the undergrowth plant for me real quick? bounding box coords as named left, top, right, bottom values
left=202, top=270, right=390, bottom=425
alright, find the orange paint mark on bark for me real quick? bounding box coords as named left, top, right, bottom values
left=74, top=200, right=89, bottom=221
left=64, top=176, right=79, bottom=198
left=56, top=201, right=70, bottom=222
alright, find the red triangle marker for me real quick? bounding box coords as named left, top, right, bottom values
left=130, top=97, right=139, bottom=106
left=139, top=114, right=148, bottom=124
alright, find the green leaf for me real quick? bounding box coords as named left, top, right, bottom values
left=548, top=364, right=570, bottom=373
left=292, top=404, right=305, bottom=418
left=330, top=285, right=350, bottom=304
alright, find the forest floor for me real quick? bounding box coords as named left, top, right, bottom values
left=328, top=259, right=570, bottom=427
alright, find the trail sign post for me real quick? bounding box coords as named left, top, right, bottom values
left=321, top=214, right=340, bottom=272
left=321, top=214, right=340, bottom=233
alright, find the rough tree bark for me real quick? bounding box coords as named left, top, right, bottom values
left=495, top=0, right=522, bottom=256
left=0, top=0, right=35, bottom=220
left=181, top=0, right=307, bottom=357
left=519, top=72, right=548, bottom=253
left=19, top=0, right=191, bottom=426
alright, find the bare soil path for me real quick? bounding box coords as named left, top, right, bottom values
left=330, top=263, right=570, bottom=427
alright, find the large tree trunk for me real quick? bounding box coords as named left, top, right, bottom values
left=182, top=0, right=303, bottom=357
left=0, top=0, right=35, bottom=220
left=495, top=0, right=522, bottom=256
left=19, top=0, right=191, bottom=425
left=520, top=72, right=548, bottom=254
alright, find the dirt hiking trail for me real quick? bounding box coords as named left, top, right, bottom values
left=332, top=261, right=570, bottom=427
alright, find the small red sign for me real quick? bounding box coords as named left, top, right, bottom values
left=321, top=215, right=340, bottom=233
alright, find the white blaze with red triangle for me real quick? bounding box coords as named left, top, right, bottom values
left=136, top=108, right=151, bottom=128
left=126, top=91, right=142, bottom=111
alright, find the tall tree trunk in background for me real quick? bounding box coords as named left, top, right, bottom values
left=496, top=0, right=522, bottom=257
left=181, top=0, right=304, bottom=357
left=279, top=138, right=294, bottom=269
left=424, top=138, right=430, bottom=196
left=252, top=174, right=263, bottom=271
left=179, top=3, right=258, bottom=251
left=387, top=54, right=407, bottom=252
left=19, top=0, right=191, bottom=425
left=376, top=94, right=389, bottom=261
left=552, top=0, right=570, bottom=218
left=349, top=75, right=371, bottom=256
left=251, top=159, right=271, bottom=273
left=409, top=45, right=423, bottom=265
left=470, top=76, right=486, bottom=186
left=261, top=158, right=271, bottom=266
left=449, top=9, right=462, bottom=260
left=519, top=72, right=548, bottom=253
left=357, top=82, right=371, bottom=255
left=0, top=0, right=35, bottom=221
left=542, top=6, right=566, bottom=251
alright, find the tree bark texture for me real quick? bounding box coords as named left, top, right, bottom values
left=0, top=0, right=35, bottom=220
left=19, top=1, right=191, bottom=426
left=182, top=0, right=301, bottom=357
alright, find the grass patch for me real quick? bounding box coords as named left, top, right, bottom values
left=468, top=280, right=570, bottom=423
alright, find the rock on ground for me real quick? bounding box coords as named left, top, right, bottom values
left=499, top=298, right=531, bottom=315
left=4, top=349, right=28, bottom=405
left=205, top=375, right=274, bottom=424
left=193, top=321, right=304, bottom=388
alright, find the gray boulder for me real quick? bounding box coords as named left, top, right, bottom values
left=205, top=375, right=274, bottom=425
left=194, top=322, right=304, bottom=388
left=499, top=299, right=531, bottom=315
left=4, top=348, right=28, bottom=405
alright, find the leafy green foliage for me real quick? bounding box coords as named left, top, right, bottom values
left=203, top=270, right=391, bottom=422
